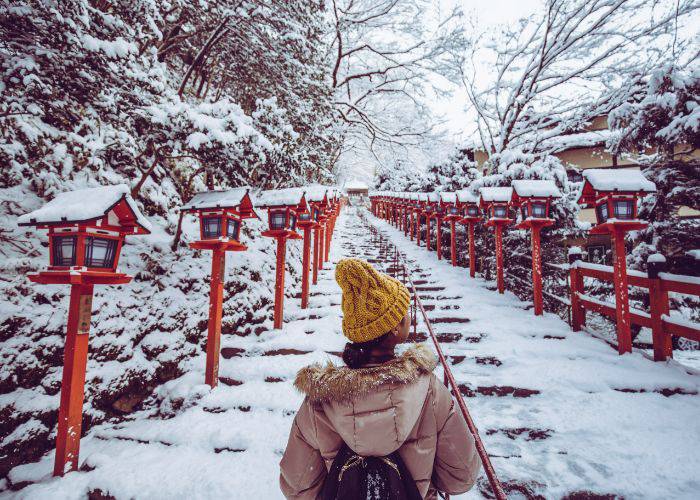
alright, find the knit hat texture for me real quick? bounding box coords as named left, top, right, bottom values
left=335, top=258, right=410, bottom=343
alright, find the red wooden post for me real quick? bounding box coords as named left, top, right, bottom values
left=416, top=215, right=422, bottom=247
left=568, top=252, right=584, bottom=331
left=301, top=225, right=312, bottom=309
left=205, top=249, right=225, bottom=387
left=495, top=224, right=505, bottom=294
left=409, top=212, right=414, bottom=240
left=450, top=219, right=457, bottom=267
left=531, top=226, right=544, bottom=315
left=426, top=215, right=432, bottom=251
left=324, top=219, right=331, bottom=263
left=611, top=229, right=632, bottom=354
left=312, top=226, right=320, bottom=284
left=648, top=256, right=672, bottom=361
left=436, top=217, right=442, bottom=260
left=318, top=225, right=325, bottom=270
left=403, top=208, right=408, bottom=235
left=468, top=223, right=476, bottom=278
left=53, top=283, right=93, bottom=476
left=274, top=236, right=287, bottom=329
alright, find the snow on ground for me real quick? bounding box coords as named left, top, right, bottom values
left=4, top=206, right=700, bottom=499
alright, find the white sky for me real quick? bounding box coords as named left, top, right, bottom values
left=429, top=0, right=545, bottom=143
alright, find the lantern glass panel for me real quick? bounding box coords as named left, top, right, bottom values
left=531, top=202, right=547, bottom=218
left=596, top=202, right=609, bottom=223
left=270, top=210, right=287, bottom=230
left=84, top=237, right=117, bottom=268
left=226, top=218, right=241, bottom=240
left=290, top=213, right=297, bottom=231
left=467, top=206, right=478, bottom=217
left=312, top=208, right=320, bottom=221
left=521, top=206, right=528, bottom=219
left=613, top=199, right=634, bottom=220
left=53, top=235, right=77, bottom=266
left=493, top=205, right=507, bottom=218
left=299, top=212, right=311, bottom=222
left=449, top=206, right=459, bottom=215
left=202, top=216, right=222, bottom=239
left=436, top=206, right=444, bottom=215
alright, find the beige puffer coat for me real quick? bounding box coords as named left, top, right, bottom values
left=279, top=344, right=481, bottom=499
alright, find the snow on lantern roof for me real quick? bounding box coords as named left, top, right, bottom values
left=511, top=180, right=562, bottom=199
left=479, top=186, right=513, bottom=203
left=427, top=192, right=440, bottom=203
left=304, top=185, right=331, bottom=203
left=253, top=187, right=307, bottom=209
left=456, top=190, right=479, bottom=204
left=417, top=193, right=429, bottom=202
left=582, top=169, right=656, bottom=193
left=18, top=184, right=152, bottom=233
left=181, top=187, right=252, bottom=211
left=440, top=192, right=457, bottom=204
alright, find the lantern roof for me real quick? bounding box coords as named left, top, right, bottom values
left=181, top=187, right=254, bottom=212
left=427, top=192, right=440, bottom=203
left=578, top=168, right=656, bottom=205
left=479, top=186, right=513, bottom=206
left=254, top=187, right=308, bottom=212
left=18, top=184, right=151, bottom=234
left=456, top=189, right=479, bottom=204
left=439, top=192, right=457, bottom=204
left=304, top=185, right=331, bottom=203
left=511, top=180, right=562, bottom=202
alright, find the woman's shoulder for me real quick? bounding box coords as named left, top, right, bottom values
left=294, top=344, right=438, bottom=405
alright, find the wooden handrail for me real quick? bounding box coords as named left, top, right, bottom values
left=389, top=246, right=507, bottom=500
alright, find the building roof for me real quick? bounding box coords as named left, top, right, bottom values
left=344, top=180, right=369, bottom=191
left=18, top=184, right=152, bottom=233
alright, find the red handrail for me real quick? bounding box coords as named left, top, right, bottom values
left=389, top=246, right=507, bottom=500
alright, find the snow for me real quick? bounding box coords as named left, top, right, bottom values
left=456, top=190, right=479, bottom=204
left=687, top=250, right=700, bottom=260
left=647, top=253, right=667, bottom=264
left=6, top=207, right=699, bottom=499
left=568, top=246, right=583, bottom=256
left=427, top=192, right=440, bottom=202
left=181, top=188, right=252, bottom=211
left=439, top=192, right=457, bottom=204
left=478, top=186, right=513, bottom=203
left=252, top=188, right=306, bottom=208
left=17, top=184, right=152, bottom=232
left=511, top=179, right=561, bottom=198
left=304, top=185, right=331, bottom=203
left=582, top=169, right=656, bottom=192
left=343, top=180, right=368, bottom=191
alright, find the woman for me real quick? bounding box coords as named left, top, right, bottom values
left=280, top=258, right=481, bottom=499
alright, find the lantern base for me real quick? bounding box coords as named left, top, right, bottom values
left=590, top=220, right=647, bottom=235
left=459, top=216, right=481, bottom=225
left=28, top=270, right=132, bottom=286
left=515, top=218, right=554, bottom=230
left=189, top=240, right=248, bottom=252
left=297, top=221, right=320, bottom=230
left=485, top=218, right=512, bottom=228
left=261, top=229, right=303, bottom=240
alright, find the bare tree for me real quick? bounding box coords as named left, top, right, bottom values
left=460, top=0, right=699, bottom=158
left=329, top=0, right=467, bottom=159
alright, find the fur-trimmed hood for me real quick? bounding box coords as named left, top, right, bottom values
left=295, top=343, right=438, bottom=403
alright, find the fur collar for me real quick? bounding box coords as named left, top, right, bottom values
left=295, top=344, right=438, bottom=403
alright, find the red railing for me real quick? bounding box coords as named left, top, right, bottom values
left=383, top=245, right=507, bottom=500
left=570, top=260, right=700, bottom=361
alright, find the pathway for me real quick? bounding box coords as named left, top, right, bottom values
left=5, top=207, right=700, bottom=499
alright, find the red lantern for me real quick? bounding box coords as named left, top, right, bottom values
left=181, top=188, right=257, bottom=388
left=255, top=188, right=307, bottom=330
left=17, top=184, right=151, bottom=477
left=456, top=190, right=481, bottom=278
left=302, top=186, right=330, bottom=305
left=511, top=180, right=562, bottom=316
left=577, top=168, right=656, bottom=354
left=480, top=187, right=514, bottom=294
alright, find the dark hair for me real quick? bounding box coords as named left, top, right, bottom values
left=342, top=333, right=392, bottom=369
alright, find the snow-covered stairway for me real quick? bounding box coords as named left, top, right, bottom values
left=5, top=207, right=700, bottom=499
left=364, top=210, right=700, bottom=500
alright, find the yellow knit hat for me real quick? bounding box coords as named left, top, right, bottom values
left=335, top=258, right=411, bottom=343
